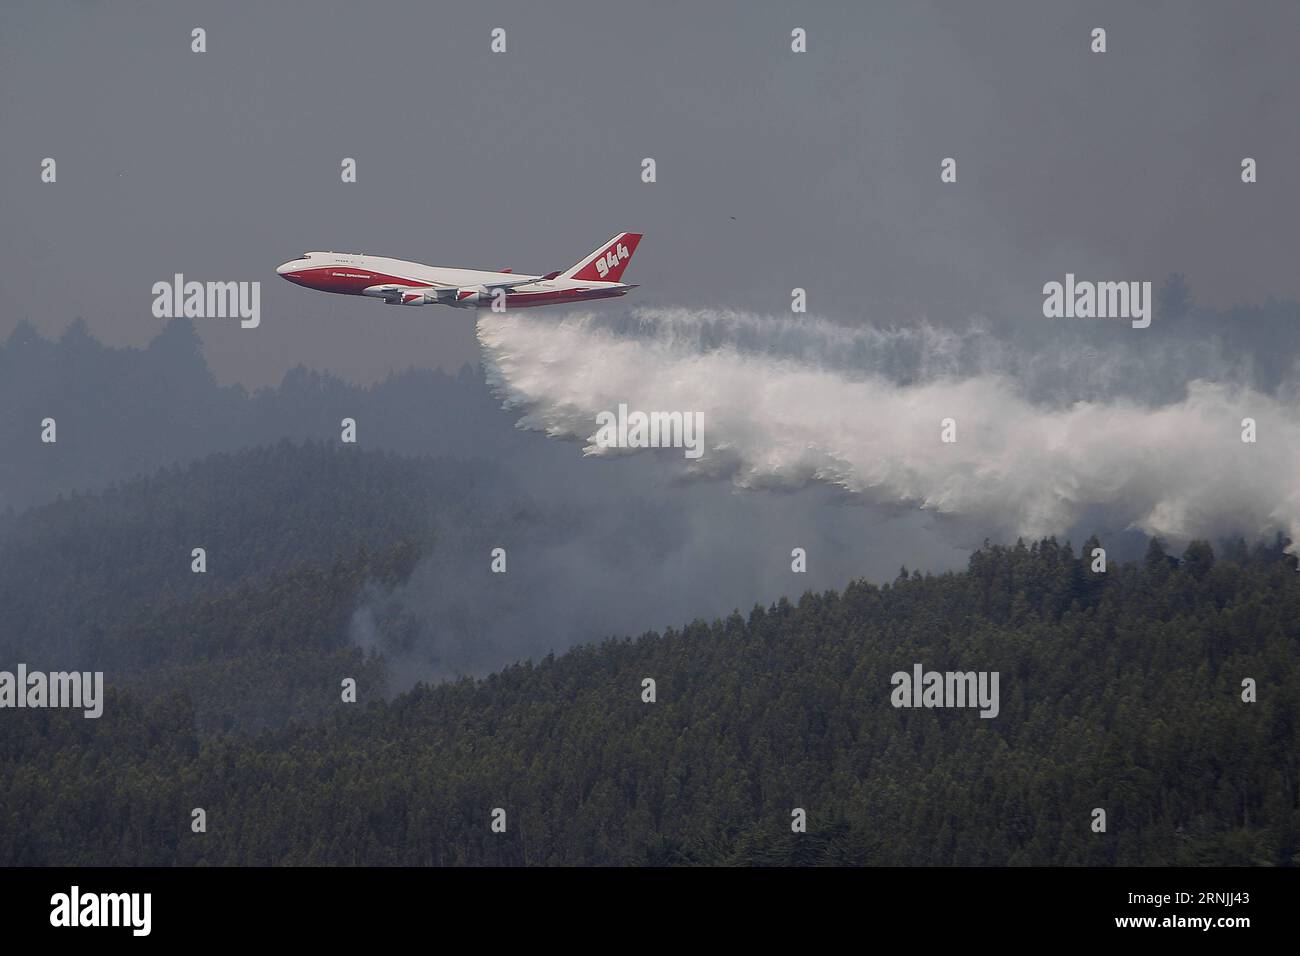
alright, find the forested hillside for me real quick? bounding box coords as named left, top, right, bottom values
left=3, top=536, right=1296, bottom=865
left=0, top=442, right=510, bottom=732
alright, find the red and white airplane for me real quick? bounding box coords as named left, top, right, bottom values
left=276, top=232, right=642, bottom=309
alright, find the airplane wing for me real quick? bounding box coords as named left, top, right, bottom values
left=477, top=274, right=544, bottom=290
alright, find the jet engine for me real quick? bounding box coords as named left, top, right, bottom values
left=455, top=285, right=507, bottom=307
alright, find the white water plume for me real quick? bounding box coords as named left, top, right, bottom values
left=477, top=308, right=1300, bottom=547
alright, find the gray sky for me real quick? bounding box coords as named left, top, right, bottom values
left=3, top=0, right=1299, bottom=387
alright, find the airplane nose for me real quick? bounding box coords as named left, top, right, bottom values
left=276, top=260, right=296, bottom=275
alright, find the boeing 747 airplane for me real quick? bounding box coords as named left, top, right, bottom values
left=276, top=232, right=642, bottom=309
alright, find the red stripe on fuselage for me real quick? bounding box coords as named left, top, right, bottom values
left=498, top=288, right=630, bottom=308
left=279, top=267, right=432, bottom=294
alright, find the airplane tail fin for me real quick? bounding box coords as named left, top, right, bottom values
left=560, top=232, right=643, bottom=283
